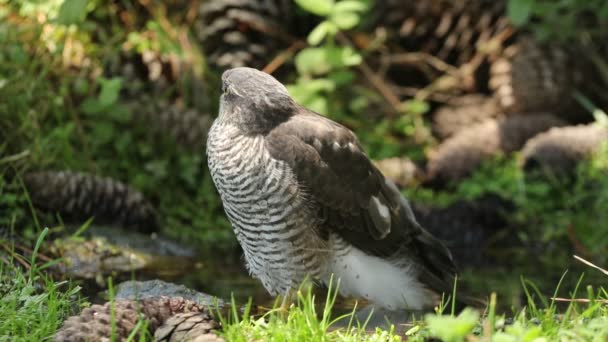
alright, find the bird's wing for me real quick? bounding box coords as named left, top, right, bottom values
left=265, top=108, right=458, bottom=295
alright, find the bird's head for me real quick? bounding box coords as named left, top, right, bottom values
left=219, top=67, right=296, bottom=134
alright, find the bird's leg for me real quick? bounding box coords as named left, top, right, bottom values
left=279, top=289, right=296, bottom=314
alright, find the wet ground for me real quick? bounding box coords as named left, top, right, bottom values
left=53, top=224, right=607, bottom=330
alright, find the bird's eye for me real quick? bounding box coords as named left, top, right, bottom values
left=221, top=83, right=228, bottom=93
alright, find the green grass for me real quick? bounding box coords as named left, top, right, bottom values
left=0, top=228, right=84, bottom=341
left=219, top=268, right=608, bottom=342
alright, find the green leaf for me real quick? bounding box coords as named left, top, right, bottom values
left=80, top=98, right=103, bottom=115
left=331, top=11, right=360, bottom=30
left=425, top=308, right=479, bottom=342
left=327, top=70, right=355, bottom=86
left=402, top=99, right=430, bottom=115
left=306, top=95, right=329, bottom=115
left=333, top=0, right=369, bottom=14
left=340, top=46, right=362, bottom=66
left=98, top=78, right=122, bottom=107
left=507, top=0, right=533, bottom=26
left=294, top=0, right=334, bottom=16
left=92, top=122, right=115, bottom=145
left=295, top=48, right=331, bottom=75
left=57, top=0, right=89, bottom=25
left=307, top=21, right=330, bottom=45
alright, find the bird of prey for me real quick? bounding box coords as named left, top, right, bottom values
left=207, top=67, right=459, bottom=310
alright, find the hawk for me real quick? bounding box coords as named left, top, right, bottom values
left=206, top=67, right=459, bottom=310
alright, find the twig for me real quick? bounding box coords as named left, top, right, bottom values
left=0, top=243, right=30, bottom=270
left=384, top=52, right=461, bottom=76
left=0, top=150, right=30, bottom=165
left=573, top=255, right=608, bottom=276
left=262, top=41, right=306, bottom=75
left=336, top=34, right=403, bottom=116
left=551, top=297, right=608, bottom=304
left=14, top=243, right=52, bottom=262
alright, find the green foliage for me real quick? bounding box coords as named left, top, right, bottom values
left=0, top=1, right=232, bottom=250
left=424, top=308, right=479, bottom=342
left=220, top=278, right=402, bottom=342
left=289, top=0, right=425, bottom=159
left=507, top=0, right=608, bottom=41
left=289, top=0, right=369, bottom=117
left=0, top=229, right=84, bottom=340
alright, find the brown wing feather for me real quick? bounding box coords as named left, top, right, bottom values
left=265, top=107, right=460, bottom=296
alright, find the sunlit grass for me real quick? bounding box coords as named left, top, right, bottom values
left=219, top=263, right=608, bottom=342
left=0, top=228, right=84, bottom=341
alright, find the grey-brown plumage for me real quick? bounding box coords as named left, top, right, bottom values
left=24, top=171, right=158, bottom=232
left=207, top=67, right=459, bottom=310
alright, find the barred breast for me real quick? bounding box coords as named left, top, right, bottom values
left=206, top=122, right=329, bottom=295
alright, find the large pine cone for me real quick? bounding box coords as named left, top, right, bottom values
left=105, top=50, right=201, bottom=102
left=195, top=0, right=294, bottom=71
left=489, top=36, right=591, bottom=121
left=23, top=171, right=159, bottom=232
left=55, top=297, right=218, bottom=342
left=373, top=157, right=422, bottom=188
left=128, top=97, right=213, bottom=151
left=374, top=0, right=510, bottom=66
left=413, top=194, right=515, bottom=267
left=155, top=312, right=225, bottom=342
left=426, top=114, right=566, bottom=184
left=521, top=124, right=608, bottom=174
left=431, top=94, right=503, bottom=140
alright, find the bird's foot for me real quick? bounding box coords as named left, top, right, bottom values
left=278, top=290, right=295, bottom=316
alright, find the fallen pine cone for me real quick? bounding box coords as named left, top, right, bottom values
left=129, top=97, right=214, bottom=151
left=373, top=157, right=422, bottom=188
left=489, top=35, right=591, bottom=122
left=55, top=296, right=222, bottom=342
left=413, top=194, right=515, bottom=268
left=24, top=171, right=159, bottom=232
left=432, top=94, right=503, bottom=140
left=426, top=113, right=566, bottom=184
left=520, top=124, right=608, bottom=174
left=155, top=312, right=225, bottom=342
left=195, top=0, right=294, bottom=71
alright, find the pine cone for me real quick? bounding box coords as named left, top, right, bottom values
left=413, top=194, right=515, bottom=267
left=105, top=50, right=199, bottom=101
left=521, top=124, right=608, bottom=174
left=432, top=94, right=503, bottom=140
left=155, top=312, right=225, bottom=342
left=489, top=36, right=590, bottom=121
left=23, top=171, right=159, bottom=232
left=373, top=157, right=422, bottom=187
left=55, top=297, right=212, bottom=342
left=426, top=114, right=566, bottom=184
left=196, top=0, right=294, bottom=71
left=374, top=0, right=510, bottom=66
left=129, top=97, right=213, bottom=151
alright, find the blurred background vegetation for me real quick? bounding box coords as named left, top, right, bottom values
left=1, top=0, right=608, bottom=315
